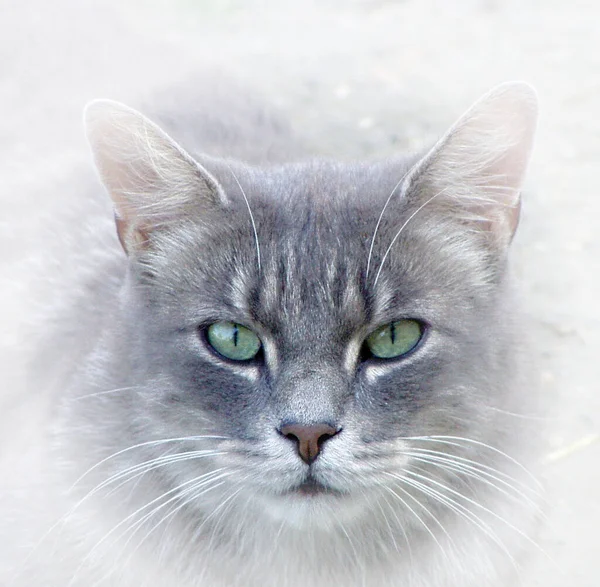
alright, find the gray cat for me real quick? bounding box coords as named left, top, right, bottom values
left=1, top=80, right=542, bottom=587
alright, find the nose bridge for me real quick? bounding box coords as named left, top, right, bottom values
left=275, top=361, right=348, bottom=424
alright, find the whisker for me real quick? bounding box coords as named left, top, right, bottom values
left=109, top=445, right=181, bottom=499
left=392, top=471, right=520, bottom=575
left=70, top=469, right=232, bottom=587
left=372, top=491, right=400, bottom=554
left=72, top=386, right=138, bottom=401
left=410, top=456, right=544, bottom=518
left=486, top=406, right=554, bottom=421
left=403, top=446, right=540, bottom=491
left=191, top=482, right=248, bottom=542
left=71, top=435, right=229, bottom=489
left=75, top=450, right=228, bottom=508
left=15, top=448, right=228, bottom=585
left=404, top=435, right=544, bottom=491
left=96, top=478, right=231, bottom=587
left=403, top=469, right=554, bottom=564
left=373, top=188, right=449, bottom=288
left=205, top=480, right=249, bottom=553
left=336, top=518, right=361, bottom=566
left=365, top=170, right=410, bottom=280
left=401, top=449, right=544, bottom=502
left=381, top=481, right=453, bottom=562
left=378, top=485, right=414, bottom=563
left=118, top=475, right=235, bottom=569
left=225, top=162, right=261, bottom=272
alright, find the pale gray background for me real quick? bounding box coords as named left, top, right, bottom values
left=1, top=0, right=598, bottom=584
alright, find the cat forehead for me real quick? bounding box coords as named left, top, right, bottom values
left=208, top=160, right=413, bottom=268
left=204, top=212, right=428, bottom=338
left=256, top=239, right=368, bottom=326
left=142, top=157, right=494, bottom=333
left=211, top=159, right=409, bottom=216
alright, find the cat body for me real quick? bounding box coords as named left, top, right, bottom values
left=0, top=80, right=541, bottom=587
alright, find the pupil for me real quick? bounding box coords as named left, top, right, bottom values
left=390, top=322, right=396, bottom=345
left=233, top=324, right=239, bottom=347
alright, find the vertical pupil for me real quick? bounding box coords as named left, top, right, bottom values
left=390, top=322, right=396, bottom=345
left=233, top=324, right=239, bottom=347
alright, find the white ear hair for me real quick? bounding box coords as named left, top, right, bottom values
left=84, top=100, right=227, bottom=254
left=402, top=82, right=538, bottom=247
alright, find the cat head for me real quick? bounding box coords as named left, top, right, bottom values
left=83, top=82, right=537, bottom=531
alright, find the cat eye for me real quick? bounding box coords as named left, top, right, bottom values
left=206, top=321, right=262, bottom=361
left=364, top=319, right=423, bottom=359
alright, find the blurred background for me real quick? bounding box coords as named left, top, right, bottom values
left=1, top=0, right=598, bottom=584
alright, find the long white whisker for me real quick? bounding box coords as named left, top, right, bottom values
left=191, top=482, right=247, bottom=541
left=74, top=450, right=227, bottom=509
left=89, top=479, right=231, bottom=587
left=393, top=471, right=520, bottom=574
left=71, top=435, right=228, bottom=489
left=119, top=475, right=234, bottom=567
left=372, top=492, right=400, bottom=554
left=225, top=162, right=261, bottom=271
left=72, top=386, right=137, bottom=401
left=106, top=446, right=181, bottom=498
left=205, top=480, right=249, bottom=553
left=411, top=456, right=543, bottom=516
left=405, top=435, right=544, bottom=491
left=17, top=448, right=227, bottom=586
left=378, top=486, right=414, bottom=563
left=106, top=452, right=228, bottom=503
left=403, top=447, right=542, bottom=496
left=71, top=470, right=231, bottom=587
left=403, top=469, right=553, bottom=563
left=382, top=481, right=453, bottom=562
left=486, top=406, right=553, bottom=421
left=373, top=188, right=448, bottom=287
left=365, top=170, right=410, bottom=280
left=401, top=450, right=543, bottom=506
left=336, top=519, right=361, bottom=566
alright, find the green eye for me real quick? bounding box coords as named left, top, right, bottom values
left=206, top=321, right=261, bottom=361
left=365, top=320, right=423, bottom=359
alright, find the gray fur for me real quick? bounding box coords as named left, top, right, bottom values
left=1, top=81, right=541, bottom=587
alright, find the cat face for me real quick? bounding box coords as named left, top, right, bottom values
left=83, top=83, right=538, bottom=531
left=121, top=167, right=505, bottom=527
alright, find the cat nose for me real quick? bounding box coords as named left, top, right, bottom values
left=278, top=423, right=340, bottom=465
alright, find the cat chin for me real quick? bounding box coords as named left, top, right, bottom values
left=254, top=491, right=369, bottom=531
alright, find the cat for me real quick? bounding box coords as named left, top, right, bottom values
left=0, top=79, right=542, bottom=587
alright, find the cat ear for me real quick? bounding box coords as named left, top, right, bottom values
left=84, top=100, right=228, bottom=254
left=402, top=82, right=538, bottom=249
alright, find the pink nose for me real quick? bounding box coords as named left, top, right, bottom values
left=279, top=423, right=340, bottom=464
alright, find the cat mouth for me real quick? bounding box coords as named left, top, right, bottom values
left=289, top=476, right=343, bottom=497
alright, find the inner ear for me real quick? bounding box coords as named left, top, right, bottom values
left=84, top=99, right=228, bottom=255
